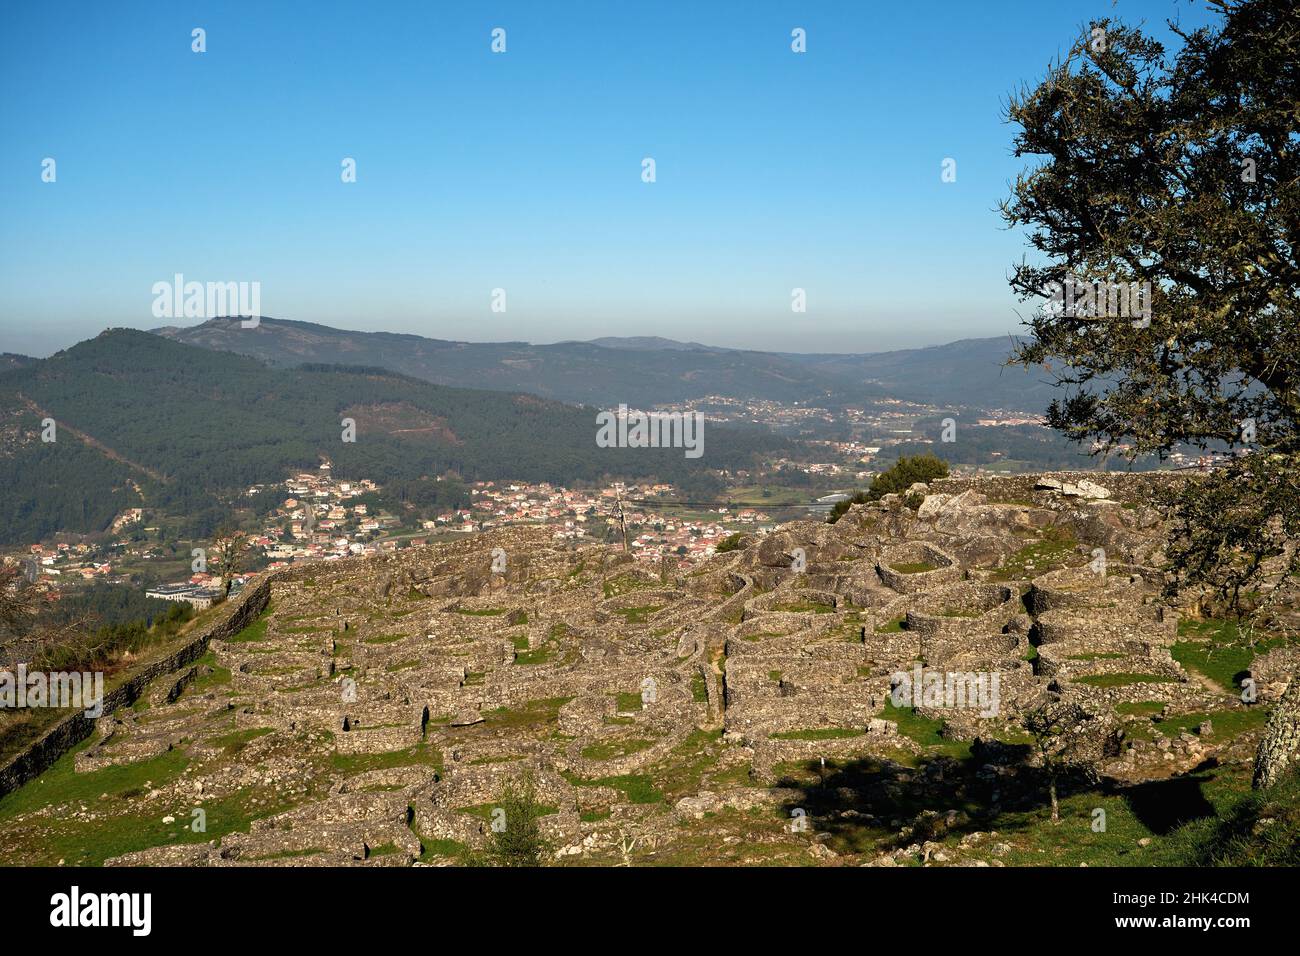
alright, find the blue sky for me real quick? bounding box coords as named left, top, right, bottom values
left=0, top=0, right=1219, bottom=357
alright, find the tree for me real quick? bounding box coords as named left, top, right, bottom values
left=0, top=562, right=38, bottom=651
left=208, top=528, right=249, bottom=598
left=485, top=773, right=549, bottom=867
left=1023, top=698, right=1115, bottom=824
left=826, top=454, right=950, bottom=523
left=1003, top=1, right=1300, bottom=787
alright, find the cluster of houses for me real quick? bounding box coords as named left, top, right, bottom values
left=459, top=480, right=774, bottom=566
left=249, top=465, right=396, bottom=568
left=20, top=542, right=112, bottom=582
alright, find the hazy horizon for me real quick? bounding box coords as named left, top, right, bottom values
left=9, top=314, right=1031, bottom=361
left=1, top=0, right=1216, bottom=357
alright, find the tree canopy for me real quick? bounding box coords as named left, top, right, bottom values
left=1004, top=0, right=1300, bottom=789
left=1003, top=0, right=1299, bottom=612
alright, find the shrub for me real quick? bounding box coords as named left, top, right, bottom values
left=485, top=773, right=549, bottom=867
left=827, top=454, right=950, bottom=523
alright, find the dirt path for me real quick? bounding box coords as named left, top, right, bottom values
left=18, top=394, right=169, bottom=483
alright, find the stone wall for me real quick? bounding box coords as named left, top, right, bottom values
left=0, top=573, right=276, bottom=800
left=931, top=470, right=1182, bottom=505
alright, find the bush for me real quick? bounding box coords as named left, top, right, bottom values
left=827, top=454, right=950, bottom=523
left=485, top=774, right=549, bottom=867
left=715, top=533, right=745, bottom=553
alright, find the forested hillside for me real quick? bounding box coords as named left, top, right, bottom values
left=0, top=330, right=788, bottom=543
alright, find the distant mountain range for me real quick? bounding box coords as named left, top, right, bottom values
left=154, top=318, right=1056, bottom=412
left=0, top=330, right=787, bottom=544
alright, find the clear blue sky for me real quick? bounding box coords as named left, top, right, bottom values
left=0, top=0, right=1219, bottom=357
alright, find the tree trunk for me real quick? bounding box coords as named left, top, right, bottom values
left=1254, top=676, right=1300, bottom=789
left=1049, top=778, right=1059, bottom=823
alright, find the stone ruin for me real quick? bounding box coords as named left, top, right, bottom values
left=0, top=472, right=1274, bottom=866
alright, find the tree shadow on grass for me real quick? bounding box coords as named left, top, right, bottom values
left=1118, top=773, right=1218, bottom=835
left=774, top=741, right=1218, bottom=857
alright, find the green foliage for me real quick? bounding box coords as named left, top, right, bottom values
left=485, top=774, right=549, bottom=867
left=827, top=455, right=950, bottom=523
left=1002, top=1, right=1300, bottom=611
left=715, top=532, right=745, bottom=553
left=0, top=330, right=787, bottom=544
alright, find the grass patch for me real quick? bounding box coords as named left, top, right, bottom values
left=890, top=562, right=938, bottom=575
left=882, top=699, right=971, bottom=760
left=481, top=696, right=574, bottom=731
left=772, top=600, right=835, bottom=614
left=563, top=772, right=663, bottom=805
left=209, top=727, right=273, bottom=755
left=613, top=605, right=664, bottom=625
left=329, top=740, right=442, bottom=775
left=990, top=527, right=1078, bottom=582
left=770, top=728, right=864, bottom=741
left=690, top=671, right=709, bottom=703
left=580, top=738, right=654, bottom=760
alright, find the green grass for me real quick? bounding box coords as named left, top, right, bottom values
left=514, top=644, right=555, bottom=666
left=225, top=614, right=270, bottom=643
left=989, top=527, right=1078, bottom=582
left=361, top=633, right=405, bottom=645
left=890, top=562, right=938, bottom=575
left=481, top=696, right=574, bottom=731
left=329, top=740, right=442, bottom=775
left=772, top=601, right=835, bottom=614
left=613, top=605, right=664, bottom=625
left=876, top=617, right=907, bottom=633
left=580, top=738, right=654, bottom=760
left=1169, top=618, right=1284, bottom=692
left=0, top=737, right=189, bottom=825
left=881, top=700, right=971, bottom=760
left=690, top=672, right=709, bottom=703
left=602, top=574, right=658, bottom=599
left=563, top=771, right=663, bottom=804
left=187, top=650, right=232, bottom=692
left=770, top=728, right=864, bottom=741
left=1153, top=706, right=1270, bottom=740
left=0, top=734, right=297, bottom=866
left=615, top=692, right=643, bottom=712
left=209, top=727, right=274, bottom=755
left=1159, top=770, right=1300, bottom=865
left=415, top=835, right=472, bottom=863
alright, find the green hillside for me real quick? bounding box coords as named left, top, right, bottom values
left=0, top=329, right=788, bottom=544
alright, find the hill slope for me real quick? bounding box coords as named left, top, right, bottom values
left=154, top=318, right=1053, bottom=412
left=0, top=330, right=787, bottom=543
